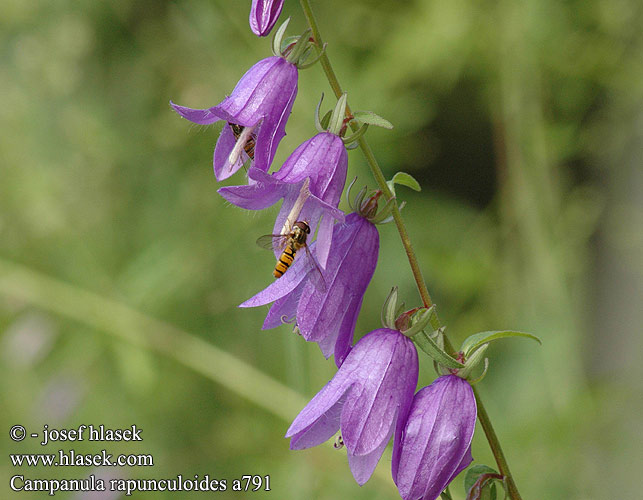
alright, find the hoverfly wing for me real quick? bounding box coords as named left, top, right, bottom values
left=302, top=244, right=327, bottom=293
left=256, top=234, right=289, bottom=252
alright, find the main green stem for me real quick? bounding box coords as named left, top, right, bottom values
left=299, top=2, right=522, bottom=499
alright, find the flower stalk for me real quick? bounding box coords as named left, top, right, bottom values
left=298, top=1, right=523, bottom=498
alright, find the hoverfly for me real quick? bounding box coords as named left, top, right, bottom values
left=256, top=221, right=326, bottom=291
left=229, top=123, right=256, bottom=161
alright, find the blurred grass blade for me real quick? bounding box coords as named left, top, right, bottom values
left=0, top=257, right=306, bottom=421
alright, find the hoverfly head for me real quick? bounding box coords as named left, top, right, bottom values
left=294, top=221, right=311, bottom=234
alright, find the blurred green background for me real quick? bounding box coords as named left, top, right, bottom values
left=1, top=0, right=641, bottom=498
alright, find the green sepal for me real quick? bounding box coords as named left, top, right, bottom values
left=376, top=201, right=406, bottom=225
left=368, top=196, right=398, bottom=224
left=314, top=93, right=325, bottom=133
left=272, top=18, right=290, bottom=57
left=464, top=465, right=501, bottom=500
left=297, top=42, right=327, bottom=70
left=399, top=306, right=435, bottom=337
left=381, top=286, right=399, bottom=329
left=467, top=357, right=490, bottom=385
left=342, top=123, right=369, bottom=145
left=280, top=35, right=299, bottom=51
left=345, top=177, right=358, bottom=210
left=386, top=171, right=421, bottom=196
left=328, top=93, right=348, bottom=136
left=461, top=330, right=542, bottom=358
left=440, top=488, right=454, bottom=500
left=410, top=327, right=464, bottom=370
left=433, top=329, right=452, bottom=376
left=285, top=28, right=312, bottom=65
left=395, top=301, right=406, bottom=319
left=353, top=110, right=393, bottom=129
left=457, top=344, right=488, bottom=380
left=348, top=183, right=368, bottom=213
left=320, top=109, right=333, bottom=131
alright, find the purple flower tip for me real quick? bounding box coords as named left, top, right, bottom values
left=249, top=0, right=284, bottom=37
left=393, top=375, right=477, bottom=500
left=285, top=328, right=418, bottom=485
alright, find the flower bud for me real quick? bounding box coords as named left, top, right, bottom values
left=393, top=375, right=477, bottom=500
left=249, top=0, right=284, bottom=37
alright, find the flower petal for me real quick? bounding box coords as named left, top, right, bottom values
left=347, top=423, right=394, bottom=485
left=297, top=214, right=379, bottom=360
left=315, top=213, right=335, bottom=269
left=239, top=254, right=310, bottom=308
left=446, top=445, right=473, bottom=486
left=286, top=378, right=353, bottom=441
left=262, top=281, right=305, bottom=329
left=218, top=168, right=287, bottom=210
left=213, top=124, right=247, bottom=181
left=170, top=102, right=223, bottom=125
left=216, top=58, right=285, bottom=120
left=287, top=394, right=345, bottom=450
left=341, top=330, right=418, bottom=456
left=333, top=302, right=360, bottom=366
left=253, top=77, right=297, bottom=171
left=274, top=133, right=346, bottom=203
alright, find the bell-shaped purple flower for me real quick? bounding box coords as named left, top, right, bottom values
left=171, top=56, right=297, bottom=180
left=286, top=328, right=418, bottom=485
left=249, top=0, right=284, bottom=37
left=219, top=131, right=347, bottom=268
left=240, top=212, right=378, bottom=364
left=393, top=375, right=477, bottom=500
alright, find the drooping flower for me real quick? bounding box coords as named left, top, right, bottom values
left=240, top=212, right=378, bottom=364
left=219, top=131, right=347, bottom=268
left=393, top=375, right=477, bottom=500
left=285, top=328, right=418, bottom=485
left=249, top=0, right=284, bottom=37
left=171, top=56, right=298, bottom=180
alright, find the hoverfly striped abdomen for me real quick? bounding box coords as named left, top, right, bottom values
left=274, top=244, right=296, bottom=278
left=257, top=221, right=312, bottom=280
left=272, top=221, right=310, bottom=278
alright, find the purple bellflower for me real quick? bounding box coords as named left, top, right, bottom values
left=393, top=375, right=477, bottom=500
left=249, top=0, right=284, bottom=37
left=219, top=131, right=347, bottom=268
left=171, top=56, right=298, bottom=181
left=240, top=212, right=378, bottom=365
left=285, top=328, right=418, bottom=485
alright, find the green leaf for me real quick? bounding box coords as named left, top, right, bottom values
left=461, top=330, right=542, bottom=358
left=390, top=172, right=421, bottom=192
left=410, top=329, right=464, bottom=370
left=353, top=110, right=394, bottom=129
